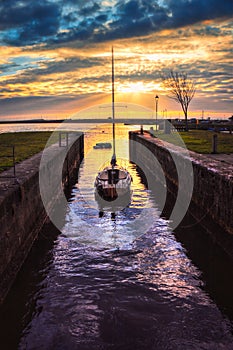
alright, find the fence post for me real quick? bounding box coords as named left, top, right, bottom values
left=212, top=134, right=218, bottom=154
left=0, top=145, right=16, bottom=179
left=59, top=132, right=69, bottom=147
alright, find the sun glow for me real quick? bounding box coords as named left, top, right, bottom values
left=118, top=81, right=148, bottom=93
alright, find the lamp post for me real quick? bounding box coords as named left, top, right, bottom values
left=155, top=95, right=159, bottom=130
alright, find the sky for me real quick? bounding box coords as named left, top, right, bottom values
left=0, top=0, right=232, bottom=120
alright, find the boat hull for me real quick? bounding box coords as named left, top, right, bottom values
left=94, top=166, right=132, bottom=210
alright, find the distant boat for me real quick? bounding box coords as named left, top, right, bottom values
left=94, top=48, right=132, bottom=205
left=93, top=142, right=112, bottom=149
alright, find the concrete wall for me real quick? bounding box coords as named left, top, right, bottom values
left=0, top=132, right=84, bottom=304
left=129, top=132, right=233, bottom=254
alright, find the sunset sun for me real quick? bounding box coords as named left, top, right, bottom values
left=119, top=81, right=147, bottom=93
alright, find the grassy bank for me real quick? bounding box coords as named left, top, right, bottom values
left=161, top=130, right=233, bottom=154
left=0, top=129, right=232, bottom=174
left=0, top=132, right=52, bottom=172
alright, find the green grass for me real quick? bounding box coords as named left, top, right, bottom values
left=0, top=132, right=53, bottom=172
left=159, top=130, right=233, bottom=154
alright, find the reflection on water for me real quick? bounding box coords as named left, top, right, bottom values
left=65, top=159, right=158, bottom=250
left=0, top=124, right=233, bottom=349
left=17, top=223, right=233, bottom=349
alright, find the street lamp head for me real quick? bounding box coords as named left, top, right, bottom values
left=155, top=95, right=159, bottom=101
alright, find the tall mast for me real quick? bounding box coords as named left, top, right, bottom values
left=111, top=47, right=116, bottom=166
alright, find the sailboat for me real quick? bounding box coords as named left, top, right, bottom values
left=94, top=48, right=132, bottom=205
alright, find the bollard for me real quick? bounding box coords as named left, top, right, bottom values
left=212, top=134, right=218, bottom=154
left=150, top=127, right=155, bottom=137
left=140, top=125, right=143, bottom=135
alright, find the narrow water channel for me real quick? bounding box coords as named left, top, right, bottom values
left=0, top=125, right=233, bottom=349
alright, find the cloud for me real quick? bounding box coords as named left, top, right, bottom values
left=99, top=0, right=233, bottom=42
left=52, top=0, right=169, bottom=44
left=0, top=61, right=20, bottom=75
left=0, top=96, right=66, bottom=117
left=0, top=0, right=61, bottom=45
left=166, top=0, right=233, bottom=28
left=0, top=0, right=232, bottom=47
left=0, top=93, right=108, bottom=118
left=0, top=1, right=232, bottom=118
left=79, top=2, right=100, bottom=16
left=0, top=56, right=105, bottom=86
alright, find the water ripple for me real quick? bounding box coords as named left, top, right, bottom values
left=17, top=126, right=233, bottom=349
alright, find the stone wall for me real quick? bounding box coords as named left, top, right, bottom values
left=0, top=132, right=84, bottom=304
left=129, top=131, right=233, bottom=249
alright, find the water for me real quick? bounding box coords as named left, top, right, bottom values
left=1, top=124, right=233, bottom=349
left=0, top=122, right=95, bottom=134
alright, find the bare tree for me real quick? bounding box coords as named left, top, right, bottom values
left=161, top=70, right=195, bottom=131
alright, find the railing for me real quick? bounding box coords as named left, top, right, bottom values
left=172, top=121, right=233, bottom=133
